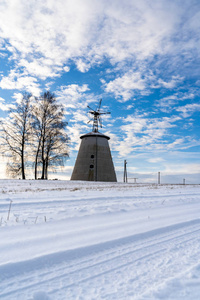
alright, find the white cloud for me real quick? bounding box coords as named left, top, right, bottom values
left=102, top=73, right=185, bottom=103
left=156, top=90, right=196, bottom=111
left=0, top=70, right=41, bottom=95
left=148, top=157, right=165, bottom=163
left=67, top=124, right=82, bottom=151
left=163, top=163, right=200, bottom=175
left=158, top=75, right=184, bottom=89
left=0, top=0, right=199, bottom=84
left=167, top=138, right=185, bottom=149
left=94, top=0, right=182, bottom=63
left=176, top=103, right=200, bottom=118
left=56, top=84, right=90, bottom=105
left=63, top=66, right=70, bottom=72
left=76, top=59, right=90, bottom=73
left=113, top=115, right=184, bottom=156
left=126, top=104, right=134, bottom=110
left=18, top=58, right=62, bottom=79
left=102, top=71, right=151, bottom=101
left=0, top=97, right=15, bottom=111
left=12, top=93, right=23, bottom=104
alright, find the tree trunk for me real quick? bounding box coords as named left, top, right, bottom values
left=34, top=142, right=41, bottom=180
left=41, top=161, right=45, bottom=179
left=41, top=136, right=45, bottom=179
left=35, top=155, right=38, bottom=180
left=21, top=150, right=26, bottom=180
left=45, top=159, right=48, bottom=180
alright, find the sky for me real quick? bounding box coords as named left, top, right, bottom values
left=0, top=0, right=200, bottom=183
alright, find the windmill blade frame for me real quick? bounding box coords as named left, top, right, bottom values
left=87, top=105, right=95, bottom=112
left=97, top=99, right=102, bottom=111
left=87, top=99, right=110, bottom=132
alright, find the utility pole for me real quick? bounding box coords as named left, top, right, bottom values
left=158, top=172, right=161, bottom=184
left=124, top=160, right=128, bottom=183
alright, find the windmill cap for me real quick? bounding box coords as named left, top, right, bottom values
left=80, top=131, right=110, bottom=140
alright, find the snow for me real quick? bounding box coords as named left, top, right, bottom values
left=0, top=180, right=200, bottom=300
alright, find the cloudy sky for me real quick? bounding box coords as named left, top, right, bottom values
left=0, top=0, right=200, bottom=183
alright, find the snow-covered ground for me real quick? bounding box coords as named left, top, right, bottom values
left=0, top=180, right=200, bottom=300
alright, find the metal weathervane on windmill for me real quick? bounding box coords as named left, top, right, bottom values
left=87, top=99, right=111, bottom=132
left=71, top=99, right=117, bottom=182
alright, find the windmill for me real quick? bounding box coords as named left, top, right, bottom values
left=71, top=99, right=117, bottom=182
left=87, top=99, right=111, bottom=132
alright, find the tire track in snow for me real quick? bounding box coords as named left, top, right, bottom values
left=1, top=219, right=200, bottom=299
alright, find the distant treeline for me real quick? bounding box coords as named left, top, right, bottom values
left=0, top=91, right=69, bottom=180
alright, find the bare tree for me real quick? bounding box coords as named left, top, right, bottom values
left=42, top=120, right=69, bottom=180
left=32, top=91, right=69, bottom=179
left=0, top=93, right=32, bottom=179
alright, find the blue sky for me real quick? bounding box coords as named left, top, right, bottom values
left=0, top=0, right=200, bottom=183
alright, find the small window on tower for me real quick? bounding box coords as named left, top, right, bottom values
left=91, top=155, right=94, bottom=159
left=90, top=164, right=94, bottom=169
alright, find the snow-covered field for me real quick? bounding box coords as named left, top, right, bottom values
left=0, top=180, right=200, bottom=300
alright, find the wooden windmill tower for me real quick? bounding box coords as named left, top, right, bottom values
left=71, top=100, right=117, bottom=182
